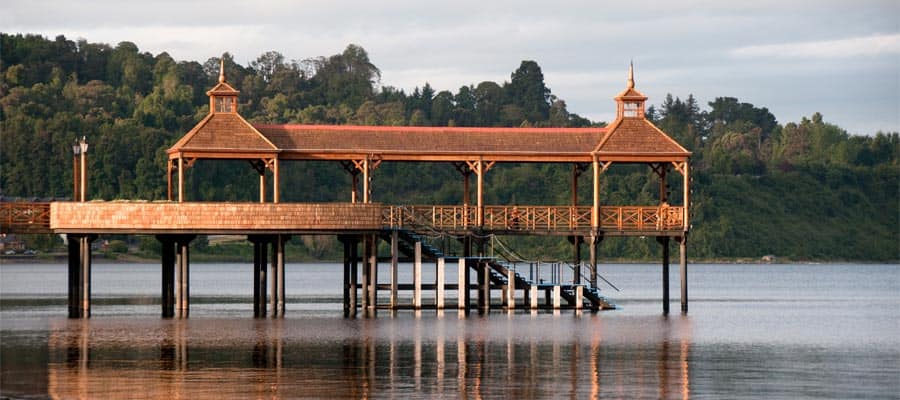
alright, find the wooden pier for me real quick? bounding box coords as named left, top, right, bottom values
left=1, top=63, right=691, bottom=318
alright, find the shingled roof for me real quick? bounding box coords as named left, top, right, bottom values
left=169, top=113, right=277, bottom=154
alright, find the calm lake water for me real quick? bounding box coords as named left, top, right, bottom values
left=1, top=262, right=898, bottom=399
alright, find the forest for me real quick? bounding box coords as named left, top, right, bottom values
left=1, top=33, right=897, bottom=261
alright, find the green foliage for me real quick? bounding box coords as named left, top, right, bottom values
left=2, top=33, right=897, bottom=261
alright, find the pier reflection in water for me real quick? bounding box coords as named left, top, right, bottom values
left=46, top=313, right=692, bottom=399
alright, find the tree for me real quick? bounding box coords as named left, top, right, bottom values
left=506, top=60, right=551, bottom=123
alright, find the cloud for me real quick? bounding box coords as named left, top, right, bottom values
left=731, top=33, right=900, bottom=59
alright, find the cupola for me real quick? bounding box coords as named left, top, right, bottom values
left=614, top=63, right=648, bottom=119
left=206, top=57, right=240, bottom=114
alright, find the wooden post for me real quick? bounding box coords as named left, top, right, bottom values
left=529, top=285, right=538, bottom=309
left=270, top=235, right=285, bottom=317
left=351, top=173, right=359, bottom=203
left=591, top=156, right=600, bottom=228
left=259, top=168, right=266, bottom=203
left=166, top=160, right=172, bottom=201
left=476, top=160, right=484, bottom=227
left=683, top=162, right=690, bottom=230
left=250, top=236, right=268, bottom=318
left=175, top=236, right=191, bottom=318
left=67, top=236, right=79, bottom=318
left=342, top=236, right=351, bottom=316
left=506, top=265, right=515, bottom=309
left=390, top=231, right=399, bottom=309
left=362, top=158, right=370, bottom=204
left=159, top=236, right=176, bottom=318
left=413, top=241, right=422, bottom=309
left=552, top=286, right=561, bottom=309
left=177, top=157, right=184, bottom=203
left=273, top=158, right=280, bottom=203
left=80, top=146, right=87, bottom=202
left=680, top=236, right=688, bottom=313
left=478, top=261, right=489, bottom=312
left=350, top=236, right=358, bottom=317
left=457, top=259, right=467, bottom=311
left=367, top=235, right=377, bottom=311
left=660, top=236, right=670, bottom=314
left=80, top=236, right=91, bottom=318
left=572, top=236, right=582, bottom=284
left=589, top=235, right=599, bottom=288
left=436, top=258, right=445, bottom=309
left=575, top=286, right=583, bottom=310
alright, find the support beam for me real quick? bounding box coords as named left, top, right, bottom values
left=159, top=235, right=176, bottom=318
left=390, top=231, right=399, bottom=309
left=591, top=157, right=600, bottom=228
left=552, top=286, right=561, bottom=309
left=588, top=235, right=603, bottom=288
left=175, top=235, right=193, bottom=318
left=177, top=157, right=184, bottom=203
left=457, top=259, right=467, bottom=311
left=436, top=258, right=445, bottom=309
left=250, top=235, right=269, bottom=318
left=350, top=236, right=359, bottom=316
left=529, top=285, right=538, bottom=309
left=478, top=261, right=489, bottom=312
left=341, top=236, right=352, bottom=316
left=365, top=235, right=377, bottom=311
left=259, top=169, right=266, bottom=203
left=413, top=242, right=422, bottom=309
left=67, top=234, right=94, bottom=318
left=575, top=286, right=583, bottom=310
left=659, top=236, right=671, bottom=314
left=679, top=236, right=688, bottom=313
left=506, top=265, right=515, bottom=310
left=270, top=235, right=286, bottom=317
left=362, top=159, right=370, bottom=203
left=272, top=158, right=280, bottom=203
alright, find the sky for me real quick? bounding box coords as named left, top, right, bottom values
left=4, top=0, right=899, bottom=134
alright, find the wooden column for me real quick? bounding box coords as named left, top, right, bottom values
left=177, top=157, right=184, bottom=203
left=436, top=258, right=445, bottom=309
left=591, top=156, right=600, bottom=228
left=159, top=235, right=176, bottom=318
left=80, top=236, right=91, bottom=318
left=659, top=236, right=670, bottom=314
left=250, top=235, right=269, bottom=318
left=506, top=265, right=516, bottom=310
left=273, top=158, right=280, bottom=203
left=457, top=259, right=467, bottom=311
left=476, top=160, right=484, bottom=227
left=413, top=241, right=422, bottom=309
left=683, top=162, right=690, bottom=230
left=350, top=236, right=359, bottom=316
left=362, top=158, right=370, bottom=204
left=166, top=160, right=173, bottom=201
left=351, top=173, right=359, bottom=203
left=364, top=234, right=377, bottom=312
left=341, top=236, right=352, bottom=316
left=67, top=234, right=94, bottom=319
left=259, top=168, right=266, bottom=203
left=390, top=231, right=399, bottom=309
left=175, top=236, right=192, bottom=318
left=680, top=236, right=688, bottom=313
left=478, top=261, right=489, bottom=312
left=67, top=236, right=79, bottom=318
left=270, top=235, right=286, bottom=317
left=589, top=235, right=601, bottom=288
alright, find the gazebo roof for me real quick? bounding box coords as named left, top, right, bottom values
left=168, top=66, right=690, bottom=163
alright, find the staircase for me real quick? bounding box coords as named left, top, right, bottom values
left=383, top=228, right=616, bottom=311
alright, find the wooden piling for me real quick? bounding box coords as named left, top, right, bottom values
left=680, top=236, right=688, bottom=313
left=660, top=236, right=671, bottom=314
left=391, top=231, right=399, bottom=308
left=457, top=259, right=467, bottom=311
left=413, top=242, right=422, bottom=309
left=159, top=235, right=176, bottom=318
left=436, top=258, right=445, bottom=309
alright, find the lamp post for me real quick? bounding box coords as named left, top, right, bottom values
left=72, top=141, right=81, bottom=201
left=79, top=137, right=88, bottom=202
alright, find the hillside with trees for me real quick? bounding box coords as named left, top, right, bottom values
left=1, top=34, right=897, bottom=261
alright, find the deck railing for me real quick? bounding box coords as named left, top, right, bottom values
left=1, top=202, right=52, bottom=233
left=385, top=205, right=684, bottom=232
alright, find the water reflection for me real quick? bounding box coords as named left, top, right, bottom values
left=46, top=314, right=692, bottom=399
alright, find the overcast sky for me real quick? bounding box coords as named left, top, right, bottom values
left=5, top=0, right=899, bottom=134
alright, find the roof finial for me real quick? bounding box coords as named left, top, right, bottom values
left=627, top=60, right=635, bottom=89
left=218, top=56, right=226, bottom=84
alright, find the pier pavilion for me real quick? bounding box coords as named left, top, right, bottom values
left=2, top=61, right=691, bottom=318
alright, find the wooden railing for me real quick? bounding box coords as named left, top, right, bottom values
left=1, top=202, right=52, bottom=233
left=384, top=205, right=684, bottom=233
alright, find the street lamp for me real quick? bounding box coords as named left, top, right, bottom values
left=72, top=140, right=81, bottom=201
left=78, top=137, right=88, bottom=202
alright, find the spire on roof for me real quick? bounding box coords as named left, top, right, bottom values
left=627, top=61, right=634, bottom=89
left=218, top=56, right=226, bottom=83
